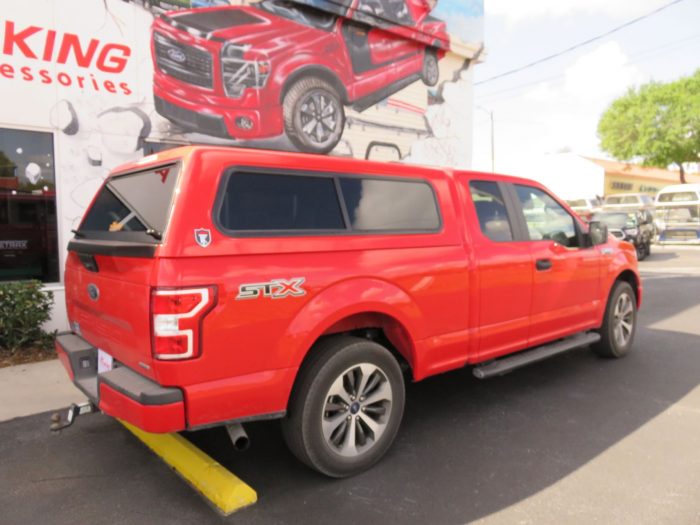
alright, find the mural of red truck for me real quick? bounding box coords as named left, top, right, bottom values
left=151, top=0, right=448, bottom=153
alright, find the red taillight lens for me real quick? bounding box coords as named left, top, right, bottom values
left=151, top=286, right=217, bottom=360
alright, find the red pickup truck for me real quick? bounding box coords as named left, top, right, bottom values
left=151, top=0, right=447, bottom=153
left=57, top=147, right=641, bottom=477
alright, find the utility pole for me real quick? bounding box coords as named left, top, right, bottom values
left=476, top=105, right=495, bottom=172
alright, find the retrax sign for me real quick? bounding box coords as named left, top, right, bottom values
left=0, top=20, right=133, bottom=95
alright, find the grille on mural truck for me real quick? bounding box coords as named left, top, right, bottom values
left=154, top=33, right=213, bottom=89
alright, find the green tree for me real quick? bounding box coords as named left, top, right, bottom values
left=598, top=69, right=700, bottom=184
left=0, top=151, right=17, bottom=178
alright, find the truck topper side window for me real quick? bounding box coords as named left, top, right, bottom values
left=216, top=170, right=441, bottom=236
left=340, top=177, right=440, bottom=232
left=219, top=172, right=345, bottom=232
left=469, top=180, right=514, bottom=242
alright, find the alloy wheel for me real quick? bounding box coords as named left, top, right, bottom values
left=321, top=363, right=393, bottom=458
left=613, top=292, right=634, bottom=347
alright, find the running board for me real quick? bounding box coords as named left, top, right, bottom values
left=351, top=73, right=422, bottom=113
left=473, top=332, right=601, bottom=379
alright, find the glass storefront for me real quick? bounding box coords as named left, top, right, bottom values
left=0, top=129, right=59, bottom=283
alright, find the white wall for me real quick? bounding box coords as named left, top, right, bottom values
left=517, top=153, right=606, bottom=200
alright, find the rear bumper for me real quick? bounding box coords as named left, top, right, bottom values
left=55, top=333, right=185, bottom=433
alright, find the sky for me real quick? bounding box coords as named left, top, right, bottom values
left=471, top=0, right=700, bottom=174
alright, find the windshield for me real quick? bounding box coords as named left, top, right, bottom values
left=657, top=191, right=700, bottom=203
left=592, top=212, right=636, bottom=229
left=257, top=0, right=339, bottom=30
left=78, top=164, right=179, bottom=241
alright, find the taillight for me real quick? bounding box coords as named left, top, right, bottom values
left=151, top=286, right=217, bottom=360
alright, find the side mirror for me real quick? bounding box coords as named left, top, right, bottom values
left=588, top=221, right=608, bottom=246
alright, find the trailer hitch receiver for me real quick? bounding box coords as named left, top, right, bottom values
left=50, top=401, right=97, bottom=432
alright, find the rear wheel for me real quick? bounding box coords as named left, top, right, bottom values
left=282, top=336, right=405, bottom=478
left=592, top=281, right=637, bottom=358
left=421, top=50, right=440, bottom=86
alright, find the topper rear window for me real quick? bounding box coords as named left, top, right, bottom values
left=78, top=164, right=179, bottom=241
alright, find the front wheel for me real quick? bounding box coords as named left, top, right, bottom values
left=592, top=281, right=637, bottom=358
left=282, top=336, right=405, bottom=478
left=283, top=77, right=345, bottom=154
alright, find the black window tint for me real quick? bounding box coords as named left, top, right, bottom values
left=219, top=173, right=345, bottom=231
left=469, top=181, right=514, bottom=242
left=340, top=178, right=439, bottom=231
left=80, top=164, right=179, bottom=236
left=515, top=185, right=579, bottom=248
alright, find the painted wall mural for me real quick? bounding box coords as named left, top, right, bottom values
left=0, top=0, right=483, bottom=288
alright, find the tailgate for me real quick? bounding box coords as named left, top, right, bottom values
left=65, top=249, right=157, bottom=379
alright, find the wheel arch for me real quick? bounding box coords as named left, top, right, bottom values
left=275, top=278, right=425, bottom=381
left=614, top=269, right=641, bottom=307
left=280, top=66, right=349, bottom=105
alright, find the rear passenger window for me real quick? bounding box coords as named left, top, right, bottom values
left=469, top=181, right=514, bottom=242
left=218, top=173, right=345, bottom=231
left=340, top=178, right=440, bottom=231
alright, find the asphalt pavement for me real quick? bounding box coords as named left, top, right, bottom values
left=1, top=247, right=699, bottom=525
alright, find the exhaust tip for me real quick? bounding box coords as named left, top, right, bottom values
left=226, top=423, right=250, bottom=452
left=233, top=436, right=250, bottom=451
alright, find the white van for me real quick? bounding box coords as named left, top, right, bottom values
left=655, top=184, right=700, bottom=244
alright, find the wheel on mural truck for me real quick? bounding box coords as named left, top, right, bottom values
left=281, top=336, right=405, bottom=478
left=421, top=49, right=440, bottom=87
left=283, top=77, right=345, bottom=154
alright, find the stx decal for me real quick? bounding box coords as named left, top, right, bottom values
left=236, top=278, right=306, bottom=300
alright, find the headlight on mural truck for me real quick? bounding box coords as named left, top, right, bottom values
left=55, top=146, right=642, bottom=478
left=150, top=1, right=448, bottom=153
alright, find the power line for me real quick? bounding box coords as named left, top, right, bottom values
left=474, top=0, right=688, bottom=86
left=475, top=31, right=700, bottom=103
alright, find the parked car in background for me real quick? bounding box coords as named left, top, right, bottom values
left=655, top=183, right=700, bottom=244
left=566, top=197, right=602, bottom=222
left=592, top=210, right=654, bottom=260
left=603, top=193, right=655, bottom=212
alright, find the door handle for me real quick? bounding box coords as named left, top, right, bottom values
left=536, top=258, right=552, bottom=271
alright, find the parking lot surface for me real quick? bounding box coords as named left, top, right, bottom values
left=1, top=247, right=699, bottom=525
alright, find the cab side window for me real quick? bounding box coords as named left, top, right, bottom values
left=514, top=185, right=579, bottom=248
left=469, top=181, right=514, bottom=242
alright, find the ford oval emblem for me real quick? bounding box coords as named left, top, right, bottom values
left=87, top=283, right=100, bottom=302
left=167, top=47, right=187, bottom=63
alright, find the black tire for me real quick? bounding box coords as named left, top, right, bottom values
left=421, top=50, right=440, bottom=87
left=636, top=241, right=647, bottom=261
left=283, top=77, right=345, bottom=154
left=281, top=336, right=405, bottom=478
left=592, top=281, right=637, bottom=358
left=645, top=240, right=652, bottom=258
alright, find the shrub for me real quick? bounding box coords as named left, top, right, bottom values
left=0, top=280, right=54, bottom=352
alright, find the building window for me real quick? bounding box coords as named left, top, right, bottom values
left=0, top=129, right=59, bottom=283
